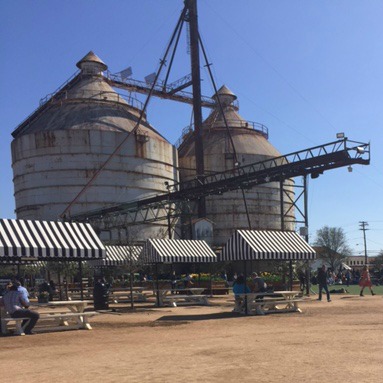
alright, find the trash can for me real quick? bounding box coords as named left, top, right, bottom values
left=93, top=278, right=109, bottom=310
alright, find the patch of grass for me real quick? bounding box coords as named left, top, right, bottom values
left=310, top=284, right=383, bottom=295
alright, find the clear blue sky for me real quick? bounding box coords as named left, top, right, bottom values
left=1, top=0, right=382, bottom=255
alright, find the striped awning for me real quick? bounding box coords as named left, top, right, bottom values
left=0, top=219, right=106, bottom=260
left=89, top=245, right=143, bottom=268
left=220, top=230, right=316, bottom=261
left=145, top=238, right=217, bottom=263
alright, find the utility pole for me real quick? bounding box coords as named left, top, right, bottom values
left=185, top=0, right=206, bottom=218
left=359, top=221, right=369, bottom=266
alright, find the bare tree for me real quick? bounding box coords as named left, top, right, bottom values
left=372, top=251, right=383, bottom=271
left=314, top=226, right=352, bottom=271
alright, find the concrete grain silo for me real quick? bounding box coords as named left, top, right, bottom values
left=178, top=85, right=295, bottom=246
left=11, top=52, right=178, bottom=242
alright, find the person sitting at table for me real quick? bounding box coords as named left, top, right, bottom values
left=3, top=282, right=40, bottom=335
left=49, top=280, right=57, bottom=301
left=13, top=277, right=29, bottom=301
left=39, top=280, right=53, bottom=300
left=170, top=271, right=177, bottom=294
left=251, top=272, right=267, bottom=293
left=232, top=275, right=250, bottom=312
left=183, top=273, right=194, bottom=289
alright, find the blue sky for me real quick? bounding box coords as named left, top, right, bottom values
left=1, top=0, right=382, bottom=255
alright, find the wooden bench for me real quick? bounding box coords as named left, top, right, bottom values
left=249, top=298, right=303, bottom=315
left=1, top=311, right=99, bottom=335
left=37, top=311, right=98, bottom=330
left=1, top=316, right=31, bottom=335
left=162, top=294, right=209, bottom=307
left=110, top=291, right=147, bottom=303
left=202, top=287, right=230, bottom=295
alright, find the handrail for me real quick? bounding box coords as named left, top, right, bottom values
left=175, top=120, right=269, bottom=147
left=12, top=79, right=145, bottom=136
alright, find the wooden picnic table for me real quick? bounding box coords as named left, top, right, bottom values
left=234, top=291, right=303, bottom=315
left=109, top=287, right=147, bottom=303
left=157, top=288, right=208, bottom=307
left=31, top=300, right=97, bottom=333
left=1, top=300, right=97, bottom=336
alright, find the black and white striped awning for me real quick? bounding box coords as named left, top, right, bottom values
left=0, top=219, right=106, bottom=260
left=89, top=245, right=143, bottom=268
left=220, top=230, right=316, bottom=261
left=145, top=238, right=217, bottom=263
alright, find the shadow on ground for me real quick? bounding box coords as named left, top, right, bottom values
left=156, top=311, right=241, bottom=322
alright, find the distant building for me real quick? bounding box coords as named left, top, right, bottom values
left=345, top=255, right=376, bottom=270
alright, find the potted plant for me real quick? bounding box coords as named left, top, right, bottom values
left=38, top=291, right=50, bottom=303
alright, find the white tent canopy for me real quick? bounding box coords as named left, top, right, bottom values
left=88, top=245, right=143, bottom=268
left=0, top=218, right=105, bottom=260
left=144, top=238, right=217, bottom=263
left=220, top=230, right=316, bottom=261
left=310, top=259, right=352, bottom=271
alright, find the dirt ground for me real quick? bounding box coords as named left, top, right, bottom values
left=1, top=294, right=382, bottom=383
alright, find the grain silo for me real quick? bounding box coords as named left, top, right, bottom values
left=11, top=51, right=178, bottom=242
left=178, top=85, right=295, bottom=247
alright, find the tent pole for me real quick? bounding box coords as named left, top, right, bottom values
left=155, top=263, right=160, bottom=307
left=209, top=264, right=212, bottom=297
left=58, top=269, right=63, bottom=300
left=289, top=260, right=293, bottom=291
left=130, top=272, right=134, bottom=309
left=79, top=260, right=84, bottom=300
left=244, top=260, right=248, bottom=316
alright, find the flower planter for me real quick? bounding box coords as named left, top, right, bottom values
left=196, top=281, right=229, bottom=295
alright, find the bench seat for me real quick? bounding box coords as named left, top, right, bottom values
left=110, top=292, right=147, bottom=303
left=234, top=298, right=303, bottom=315
left=1, top=311, right=99, bottom=335
left=162, top=294, right=209, bottom=307
left=250, top=298, right=303, bottom=315
left=1, top=316, right=30, bottom=335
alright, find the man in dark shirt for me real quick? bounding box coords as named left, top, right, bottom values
left=317, top=265, right=331, bottom=302
left=251, top=272, right=267, bottom=293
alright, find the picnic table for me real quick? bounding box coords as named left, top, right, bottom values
left=233, top=291, right=303, bottom=315
left=109, top=287, right=147, bottom=303
left=157, top=288, right=209, bottom=307
left=1, top=300, right=98, bottom=336
left=67, top=288, right=93, bottom=300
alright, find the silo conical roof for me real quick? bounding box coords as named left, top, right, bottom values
left=212, top=85, right=237, bottom=104
left=12, top=52, right=156, bottom=137
left=204, top=84, right=248, bottom=131
left=76, top=51, right=108, bottom=71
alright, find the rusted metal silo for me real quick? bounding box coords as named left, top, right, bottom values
left=11, top=52, right=178, bottom=242
left=178, top=85, right=295, bottom=246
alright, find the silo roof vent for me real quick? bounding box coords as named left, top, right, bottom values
left=76, top=51, right=108, bottom=74
left=212, top=85, right=237, bottom=107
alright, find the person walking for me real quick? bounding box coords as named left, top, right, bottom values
left=345, top=270, right=351, bottom=287
left=359, top=265, right=375, bottom=296
left=317, top=265, right=331, bottom=302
